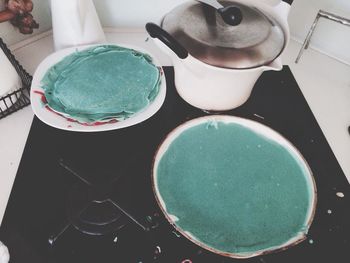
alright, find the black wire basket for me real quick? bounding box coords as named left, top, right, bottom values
left=0, top=37, right=32, bottom=120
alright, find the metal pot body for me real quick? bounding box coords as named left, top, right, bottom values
left=148, top=0, right=291, bottom=111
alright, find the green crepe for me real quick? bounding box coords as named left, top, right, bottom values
left=41, top=45, right=161, bottom=123
left=156, top=121, right=314, bottom=256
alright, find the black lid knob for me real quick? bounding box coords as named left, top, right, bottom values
left=218, top=6, right=243, bottom=26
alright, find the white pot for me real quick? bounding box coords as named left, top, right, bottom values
left=147, top=0, right=291, bottom=111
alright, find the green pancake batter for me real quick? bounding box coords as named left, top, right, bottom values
left=41, top=45, right=161, bottom=123
left=156, top=120, right=314, bottom=256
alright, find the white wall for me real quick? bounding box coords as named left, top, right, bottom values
left=0, top=0, right=51, bottom=46
left=95, top=0, right=350, bottom=65
left=0, top=0, right=187, bottom=46
left=93, top=0, right=188, bottom=27
left=1, top=0, right=350, bottom=65
left=289, top=0, right=350, bottom=65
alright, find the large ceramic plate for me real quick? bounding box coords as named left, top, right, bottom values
left=153, top=115, right=317, bottom=259
left=31, top=44, right=166, bottom=132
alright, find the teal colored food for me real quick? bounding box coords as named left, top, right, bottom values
left=156, top=121, right=314, bottom=256
left=41, top=45, right=161, bottom=123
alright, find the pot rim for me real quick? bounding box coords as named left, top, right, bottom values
left=158, top=0, right=291, bottom=71
left=177, top=51, right=285, bottom=72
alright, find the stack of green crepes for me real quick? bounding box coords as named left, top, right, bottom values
left=41, top=45, right=161, bottom=124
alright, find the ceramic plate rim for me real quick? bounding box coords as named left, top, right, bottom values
left=30, top=43, right=166, bottom=132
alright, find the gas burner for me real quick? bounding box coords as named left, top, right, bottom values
left=67, top=183, right=129, bottom=236
left=48, top=158, right=151, bottom=245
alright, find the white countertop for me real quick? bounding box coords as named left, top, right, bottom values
left=1, top=29, right=350, bottom=226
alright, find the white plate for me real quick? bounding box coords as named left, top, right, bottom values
left=30, top=44, right=166, bottom=132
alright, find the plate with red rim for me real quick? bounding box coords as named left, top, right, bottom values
left=30, top=43, right=166, bottom=132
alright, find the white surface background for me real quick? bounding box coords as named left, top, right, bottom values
left=1, top=0, right=350, bottom=63
left=289, top=0, right=350, bottom=65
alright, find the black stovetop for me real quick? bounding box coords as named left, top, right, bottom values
left=0, top=67, right=349, bottom=263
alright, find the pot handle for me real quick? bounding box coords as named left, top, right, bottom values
left=145, top=23, right=189, bottom=59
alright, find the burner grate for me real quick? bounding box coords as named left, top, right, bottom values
left=48, top=158, right=151, bottom=245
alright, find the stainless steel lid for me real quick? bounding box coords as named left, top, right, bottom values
left=161, top=0, right=285, bottom=69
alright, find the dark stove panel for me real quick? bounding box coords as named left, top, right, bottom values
left=0, top=67, right=349, bottom=263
